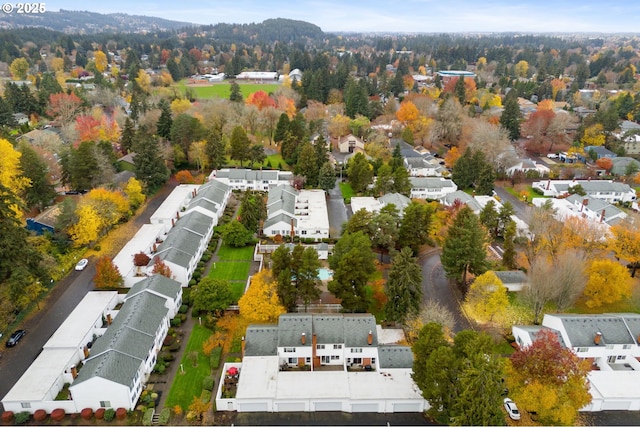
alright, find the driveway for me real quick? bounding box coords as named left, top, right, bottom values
left=493, top=186, right=531, bottom=224
left=0, top=180, right=177, bottom=411
left=418, top=249, right=473, bottom=333
left=326, top=178, right=349, bottom=238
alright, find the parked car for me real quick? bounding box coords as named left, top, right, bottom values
left=504, top=397, right=521, bottom=421
left=546, top=153, right=559, bottom=159
left=75, top=258, right=88, bottom=271
left=6, top=330, right=26, bottom=347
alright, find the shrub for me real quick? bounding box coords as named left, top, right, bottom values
left=202, top=376, right=214, bottom=391
left=95, top=408, right=105, bottom=419
left=103, top=408, right=115, bottom=422
left=192, top=271, right=201, bottom=281
left=170, top=317, right=183, bottom=327
left=189, top=279, right=197, bottom=287
left=173, top=405, right=183, bottom=416
left=200, top=389, right=212, bottom=403
left=1, top=411, right=14, bottom=424
left=33, top=410, right=47, bottom=422
left=163, top=335, right=175, bottom=346
left=158, top=408, right=171, bottom=425
left=115, top=407, right=127, bottom=420
left=14, top=412, right=30, bottom=425
left=153, top=360, right=167, bottom=374
left=142, top=408, right=154, bottom=426
left=159, top=351, right=175, bottom=362
left=210, top=347, right=222, bottom=369
left=178, top=304, right=188, bottom=314
left=51, top=408, right=65, bottom=421
left=80, top=408, right=93, bottom=420
left=192, top=307, right=200, bottom=318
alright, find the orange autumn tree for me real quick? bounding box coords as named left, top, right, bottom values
left=246, top=90, right=276, bottom=110
left=536, top=99, right=555, bottom=111
left=47, top=92, right=83, bottom=123
left=396, top=100, right=420, bottom=128
left=551, top=78, right=566, bottom=100
left=94, top=255, right=123, bottom=289
left=75, top=115, right=101, bottom=143
left=152, top=257, right=174, bottom=279
left=444, top=146, right=461, bottom=168
left=595, top=157, right=613, bottom=173
left=175, top=169, right=195, bottom=184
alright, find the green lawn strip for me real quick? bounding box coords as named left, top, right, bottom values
left=263, top=153, right=289, bottom=170
left=175, top=81, right=280, bottom=99
left=229, top=282, right=246, bottom=303
left=339, top=182, right=355, bottom=203
left=208, top=261, right=251, bottom=282
left=217, top=244, right=255, bottom=261
left=164, top=324, right=213, bottom=411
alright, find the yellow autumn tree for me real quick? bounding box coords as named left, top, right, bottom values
left=581, top=123, right=606, bottom=146
left=123, top=177, right=146, bottom=209
left=238, top=269, right=285, bottom=323
left=537, top=99, right=555, bottom=111
left=188, top=140, right=208, bottom=173
left=327, top=114, right=351, bottom=138
left=396, top=100, right=420, bottom=129
left=69, top=204, right=101, bottom=246
left=444, top=146, right=461, bottom=168
left=515, top=60, right=529, bottom=78
left=170, top=98, right=192, bottom=115
left=463, top=271, right=508, bottom=323
left=135, top=69, right=151, bottom=93
left=583, top=259, right=632, bottom=308
left=50, top=57, right=65, bottom=73
left=561, top=216, right=607, bottom=259
left=85, top=188, right=130, bottom=228
left=93, top=50, right=108, bottom=73
left=156, top=70, right=174, bottom=87
left=609, top=221, right=640, bottom=279
left=10, top=58, right=29, bottom=80
left=0, top=138, right=30, bottom=195
left=551, top=78, right=566, bottom=100
left=478, top=91, right=502, bottom=109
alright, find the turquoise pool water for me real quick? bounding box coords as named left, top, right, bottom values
left=317, top=268, right=333, bottom=280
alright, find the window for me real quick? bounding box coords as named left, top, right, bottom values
left=288, top=358, right=296, bottom=364
left=352, top=357, right=362, bottom=364
left=306, top=357, right=311, bottom=363
left=333, top=344, right=342, bottom=349
left=331, top=355, right=340, bottom=360
left=623, top=344, right=632, bottom=349
left=372, top=358, right=376, bottom=364
left=21, top=403, right=31, bottom=409
left=317, top=344, right=325, bottom=350
left=301, top=230, right=307, bottom=235
left=100, top=401, right=111, bottom=408
left=577, top=347, right=588, bottom=353
left=617, top=355, right=626, bottom=360
left=350, top=348, right=362, bottom=353
left=284, top=347, right=295, bottom=353
left=606, top=344, right=614, bottom=350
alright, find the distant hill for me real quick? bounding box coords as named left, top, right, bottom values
left=0, top=9, right=193, bottom=33
left=204, top=18, right=325, bottom=44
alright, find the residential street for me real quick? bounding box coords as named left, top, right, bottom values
left=0, top=180, right=177, bottom=412
left=493, top=185, right=531, bottom=223
left=326, top=178, right=350, bottom=238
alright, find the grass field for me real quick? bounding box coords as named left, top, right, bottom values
left=164, top=324, right=213, bottom=411
left=263, top=153, right=288, bottom=170
left=217, top=245, right=255, bottom=261
left=230, top=282, right=246, bottom=303
left=208, top=261, right=251, bottom=282
left=176, top=81, right=280, bottom=100
left=339, top=182, right=355, bottom=203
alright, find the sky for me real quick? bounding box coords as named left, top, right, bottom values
left=50, top=1, right=640, bottom=34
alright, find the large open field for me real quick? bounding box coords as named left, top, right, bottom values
left=175, top=81, right=280, bottom=100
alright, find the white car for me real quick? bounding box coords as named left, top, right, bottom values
left=504, top=397, right=521, bottom=421
left=546, top=153, right=559, bottom=159
left=75, top=258, right=89, bottom=271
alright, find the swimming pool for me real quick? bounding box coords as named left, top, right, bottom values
left=317, top=268, right=333, bottom=280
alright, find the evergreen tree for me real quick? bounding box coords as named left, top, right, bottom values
left=373, top=163, right=394, bottom=195
left=273, top=113, right=290, bottom=144
left=346, top=153, right=373, bottom=193
left=390, top=143, right=404, bottom=171
left=133, top=133, right=170, bottom=193
left=238, top=190, right=266, bottom=233
left=120, top=117, right=135, bottom=153
left=398, top=201, right=434, bottom=254
left=295, top=142, right=319, bottom=187
left=0, top=96, right=15, bottom=127
left=156, top=99, right=172, bottom=139
left=18, top=142, right=56, bottom=212
left=229, top=125, right=251, bottom=167
left=229, top=81, right=243, bottom=102
left=317, top=162, right=336, bottom=192
left=479, top=200, right=499, bottom=239
left=502, top=220, right=517, bottom=269
left=344, top=78, right=370, bottom=118
left=497, top=202, right=516, bottom=238
left=249, top=144, right=266, bottom=167
left=384, top=248, right=423, bottom=324
left=205, top=125, right=226, bottom=170
left=451, top=148, right=496, bottom=195
left=455, top=76, right=466, bottom=104
left=328, top=231, right=376, bottom=312
left=298, top=247, right=322, bottom=310
left=392, top=166, right=412, bottom=196
left=441, top=206, right=489, bottom=286
left=500, top=90, right=522, bottom=141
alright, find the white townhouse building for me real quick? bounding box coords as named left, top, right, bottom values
left=532, top=180, right=636, bottom=204
left=409, top=177, right=457, bottom=200
left=350, top=193, right=411, bottom=218
left=211, top=168, right=293, bottom=191
left=216, top=313, right=427, bottom=413
left=149, top=184, right=199, bottom=233
left=513, top=313, right=640, bottom=411
left=403, top=156, right=445, bottom=177
left=262, top=185, right=329, bottom=241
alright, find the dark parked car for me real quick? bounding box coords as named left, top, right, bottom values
left=6, top=330, right=25, bottom=347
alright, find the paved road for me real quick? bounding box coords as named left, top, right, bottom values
left=326, top=178, right=349, bottom=238
left=493, top=186, right=531, bottom=224
left=0, top=180, right=177, bottom=411
left=417, top=249, right=473, bottom=333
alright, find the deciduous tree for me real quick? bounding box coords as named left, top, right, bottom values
left=464, top=271, right=508, bottom=323
left=9, top=58, right=29, bottom=80
left=609, top=219, right=640, bottom=277
left=238, top=269, right=286, bottom=323
left=193, top=277, right=233, bottom=315
left=151, top=257, right=174, bottom=279
left=222, top=220, right=254, bottom=248
left=123, top=177, right=146, bottom=209
left=94, top=255, right=123, bottom=289
left=506, top=329, right=591, bottom=426
left=346, top=153, right=373, bottom=193
left=583, top=259, right=632, bottom=308
left=405, top=300, right=456, bottom=343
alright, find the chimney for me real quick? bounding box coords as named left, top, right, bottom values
left=546, top=180, right=551, bottom=191
left=367, top=330, right=373, bottom=346
left=71, top=365, right=78, bottom=379
left=241, top=336, right=245, bottom=358
left=106, top=313, right=112, bottom=325
left=594, top=332, right=602, bottom=345
left=192, top=189, right=197, bottom=197
left=312, top=333, right=317, bottom=361
left=83, top=346, right=89, bottom=358
left=301, top=332, right=306, bottom=345
left=171, top=218, right=175, bottom=227
left=600, top=209, right=606, bottom=223
left=290, top=218, right=295, bottom=238
left=176, top=211, right=180, bottom=219
left=152, top=243, right=157, bottom=253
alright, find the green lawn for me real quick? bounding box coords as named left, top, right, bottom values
left=208, top=261, right=251, bottom=282
left=164, top=324, right=213, bottom=411
left=175, top=81, right=280, bottom=100
left=263, top=153, right=289, bottom=170
left=230, top=282, right=246, bottom=303
left=339, top=182, right=355, bottom=204
left=217, top=244, right=255, bottom=261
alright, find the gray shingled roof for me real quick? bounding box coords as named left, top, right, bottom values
left=379, top=193, right=411, bottom=213
left=244, top=326, right=279, bottom=356
left=263, top=212, right=296, bottom=230
left=615, top=314, right=640, bottom=344
left=313, top=315, right=348, bottom=344
left=73, top=292, right=169, bottom=388
left=378, top=346, right=414, bottom=369
left=443, top=190, right=482, bottom=212
left=156, top=210, right=214, bottom=267
left=494, top=270, right=527, bottom=284
left=127, top=274, right=182, bottom=301
left=343, top=315, right=378, bottom=347
left=410, top=177, right=455, bottom=189
left=555, top=314, right=636, bottom=347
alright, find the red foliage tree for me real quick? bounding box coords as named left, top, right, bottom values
left=47, top=92, right=83, bottom=123
left=133, top=252, right=151, bottom=267
left=115, top=408, right=127, bottom=420
left=95, top=408, right=105, bottom=419
left=94, top=255, right=124, bottom=289
left=75, top=115, right=102, bottom=144
left=175, top=170, right=195, bottom=184
left=152, top=257, right=174, bottom=279
left=595, top=157, right=613, bottom=173
left=246, top=90, right=276, bottom=110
